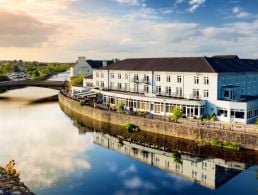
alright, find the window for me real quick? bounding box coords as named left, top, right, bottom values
left=176, top=87, right=183, bottom=97
left=118, top=82, right=122, bottom=90
left=194, top=76, right=199, bottom=84
left=156, top=86, right=161, bottom=95
left=193, top=89, right=199, bottom=98
left=101, top=73, right=104, bottom=78
left=166, top=86, right=171, bottom=96
left=192, top=170, right=197, bottom=178
left=101, top=81, right=104, bottom=88
left=156, top=75, right=161, bottom=82
left=125, top=73, right=128, bottom=80
left=110, top=82, right=114, bottom=89
left=217, top=108, right=227, bottom=117
left=177, top=75, right=182, bottom=83
left=144, top=85, right=149, bottom=93
left=125, top=83, right=128, bottom=91
left=204, top=77, right=209, bottom=85
left=96, top=81, right=99, bottom=87
left=224, top=90, right=229, bottom=98
left=134, top=83, right=139, bottom=92
left=201, top=174, right=207, bottom=181
left=202, top=161, right=207, bottom=169
left=203, top=90, right=209, bottom=98
left=118, top=73, right=121, bottom=79
left=166, top=75, right=171, bottom=82
left=144, top=75, right=149, bottom=83
left=96, top=72, right=99, bottom=78
left=110, top=73, right=114, bottom=79
left=134, top=74, right=139, bottom=81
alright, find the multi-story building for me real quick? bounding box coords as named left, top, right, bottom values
left=92, top=55, right=258, bottom=124
left=94, top=132, right=247, bottom=190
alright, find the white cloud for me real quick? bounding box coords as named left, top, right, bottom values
left=113, top=0, right=140, bottom=6
left=120, top=164, right=137, bottom=177
left=232, top=6, right=240, bottom=13
left=188, top=0, right=206, bottom=13
left=176, top=0, right=184, bottom=4
left=106, top=161, right=118, bottom=172
left=123, top=176, right=156, bottom=190
left=232, top=6, right=250, bottom=18
left=0, top=0, right=257, bottom=61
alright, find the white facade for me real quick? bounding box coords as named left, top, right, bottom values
left=70, top=56, right=110, bottom=78
left=91, top=59, right=258, bottom=124
left=70, top=57, right=92, bottom=77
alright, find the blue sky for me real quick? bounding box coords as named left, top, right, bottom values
left=0, top=0, right=257, bottom=61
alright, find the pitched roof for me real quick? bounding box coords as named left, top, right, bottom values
left=98, top=56, right=258, bottom=73
left=86, top=60, right=113, bottom=69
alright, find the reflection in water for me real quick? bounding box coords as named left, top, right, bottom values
left=93, top=132, right=247, bottom=190
left=0, top=87, right=92, bottom=191
left=61, top=102, right=258, bottom=191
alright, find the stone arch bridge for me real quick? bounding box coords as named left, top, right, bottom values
left=0, top=80, right=66, bottom=90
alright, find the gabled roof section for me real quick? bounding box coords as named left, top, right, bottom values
left=99, top=57, right=216, bottom=73
left=86, top=60, right=113, bottom=69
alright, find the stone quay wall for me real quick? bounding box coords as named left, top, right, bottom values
left=59, top=92, right=258, bottom=150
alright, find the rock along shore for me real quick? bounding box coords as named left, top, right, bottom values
left=0, top=167, right=34, bottom=195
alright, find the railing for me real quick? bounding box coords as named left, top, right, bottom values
left=156, top=92, right=183, bottom=98
left=143, top=78, right=151, bottom=84
left=61, top=90, right=258, bottom=134
left=189, top=94, right=201, bottom=100
left=131, top=78, right=141, bottom=83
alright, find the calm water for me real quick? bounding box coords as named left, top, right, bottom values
left=0, top=87, right=257, bottom=195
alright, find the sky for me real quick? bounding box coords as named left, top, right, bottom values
left=0, top=0, right=257, bottom=62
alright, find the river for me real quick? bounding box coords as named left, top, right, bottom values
left=0, top=74, right=257, bottom=195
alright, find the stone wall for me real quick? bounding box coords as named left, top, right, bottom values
left=59, top=93, right=258, bottom=150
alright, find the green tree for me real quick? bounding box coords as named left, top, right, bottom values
left=71, top=72, right=84, bottom=86
left=170, top=106, right=183, bottom=122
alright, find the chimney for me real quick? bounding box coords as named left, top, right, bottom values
left=102, top=61, right=107, bottom=67
left=78, top=56, right=86, bottom=63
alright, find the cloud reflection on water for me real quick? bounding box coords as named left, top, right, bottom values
left=0, top=88, right=93, bottom=191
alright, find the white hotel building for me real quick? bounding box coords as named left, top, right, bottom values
left=91, top=55, right=258, bottom=124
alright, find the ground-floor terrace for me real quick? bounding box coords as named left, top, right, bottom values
left=93, top=89, right=205, bottom=118
left=92, top=89, right=258, bottom=124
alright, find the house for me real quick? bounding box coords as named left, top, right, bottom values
left=92, top=55, right=258, bottom=124
left=70, top=56, right=113, bottom=78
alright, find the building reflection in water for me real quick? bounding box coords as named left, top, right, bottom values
left=61, top=103, right=257, bottom=191
left=93, top=132, right=248, bottom=190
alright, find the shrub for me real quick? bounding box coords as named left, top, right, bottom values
left=0, top=74, right=9, bottom=81
left=210, top=116, right=217, bottom=122
left=210, top=140, right=222, bottom=147
left=223, top=141, right=241, bottom=150
left=118, top=102, right=125, bottom=112
left=124, top=123, right=140, bottom=133
left=5, top=160, right=20, bottom=178
left=196, top=139, right=241, bottom=150
left=170, top=106, right=183, bottom=122
left=71, top=72, right=84, bottom=86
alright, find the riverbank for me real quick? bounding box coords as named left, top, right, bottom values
left=0, top=167, right=34, bottom=195
left=58, top=92, right=258, bottom=150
